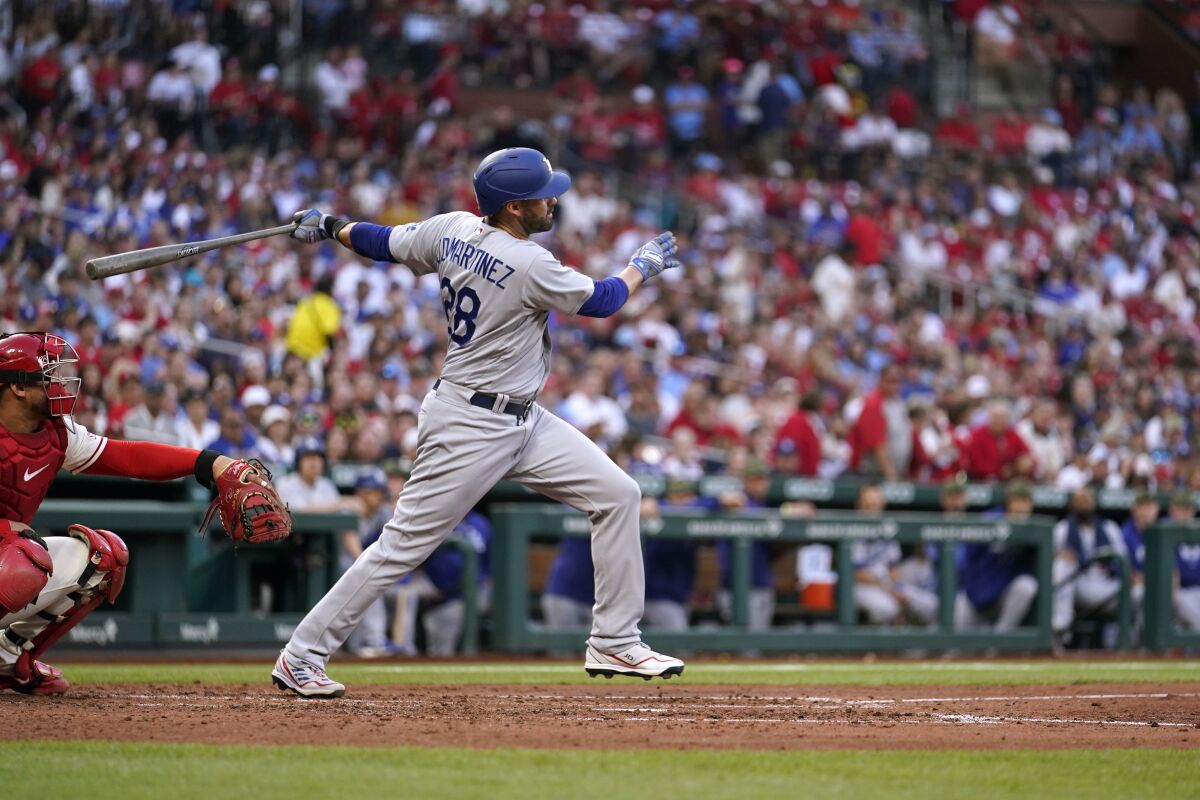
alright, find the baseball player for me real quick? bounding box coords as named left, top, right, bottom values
left=0, top=331, right=289, bottom=695
left=955, top=480, right=1038, bottom=631
left=1051, top=487, right=1137, bottom=644
left=851, top=483, right=937, bottom=625
left=275, top=147, right=684, bottom=697
left=390, top=509, right=492, bottom=657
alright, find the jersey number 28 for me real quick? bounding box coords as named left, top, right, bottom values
left=440, top=278, right=481, bottom=346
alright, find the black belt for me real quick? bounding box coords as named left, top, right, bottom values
left=434, top=380, right=533, bottom=420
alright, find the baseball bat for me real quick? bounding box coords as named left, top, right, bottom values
left=84, top=222, right=299, bottom=280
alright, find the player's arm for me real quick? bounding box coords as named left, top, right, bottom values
left=64, top=421, right=260, bottom=490
left=289, top=209, right=440, bottom=275
left=576, top=232, right=680, bottom=318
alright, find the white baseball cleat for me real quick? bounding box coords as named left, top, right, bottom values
left=272, top=650, right=345, bottom=698
left=584, top=642, right=685, bottom=680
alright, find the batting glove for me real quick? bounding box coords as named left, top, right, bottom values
left=629, top=232, right=681, bottom=282
left=291, top=209, right=332, bottom=243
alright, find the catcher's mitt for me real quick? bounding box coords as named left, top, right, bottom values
left=200, top=459, right=293, bottom=545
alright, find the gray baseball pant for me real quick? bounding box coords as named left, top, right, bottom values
left=954, top=574, right=1038, bottom=631
left=286, top=384, right=645, bottom=667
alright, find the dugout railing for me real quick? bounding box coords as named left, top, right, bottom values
left=489, top=505, right=1063, bottom=653
left=1143, top=521, right=1200, bottom=650
left=34, top=500, right=480, bottom=653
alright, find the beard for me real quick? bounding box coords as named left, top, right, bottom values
left=519, top=204, right=553, bottom=234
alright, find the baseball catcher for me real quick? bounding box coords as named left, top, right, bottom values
left=0, top=331, right=291, bottom=695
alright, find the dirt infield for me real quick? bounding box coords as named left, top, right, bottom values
left=6, top=682, right=1200, bottom=750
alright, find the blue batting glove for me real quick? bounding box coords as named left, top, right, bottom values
left=629, top=231, right=680, bottom=281
left=291, top=209, right=331, bottom=243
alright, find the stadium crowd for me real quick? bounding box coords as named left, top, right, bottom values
left=2, top=1, right=1200, bottom=648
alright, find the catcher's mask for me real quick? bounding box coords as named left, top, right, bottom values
left=0, top=331, right=81, bottom=417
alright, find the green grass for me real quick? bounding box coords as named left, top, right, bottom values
left=3, top=741, right=1197, bottom=800
left=53, top=658, right=1200, bottom=687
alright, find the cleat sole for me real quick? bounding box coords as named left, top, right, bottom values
left=584, top=664, right=685, bottom=681
left=272, top=675, right=345, bottom=699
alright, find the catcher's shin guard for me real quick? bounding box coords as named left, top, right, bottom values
left=0, top=526, right=128, bottom=694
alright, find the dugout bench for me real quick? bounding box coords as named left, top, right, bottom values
left=490, top=505, right=1064, bottom=653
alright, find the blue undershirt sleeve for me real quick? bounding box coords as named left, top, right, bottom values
left=577, top=276, right=630, bottom=318
left=348, top=222, right=396, bottom=262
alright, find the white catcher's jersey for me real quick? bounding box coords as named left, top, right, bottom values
left=387, top=211, right=595, bottom=398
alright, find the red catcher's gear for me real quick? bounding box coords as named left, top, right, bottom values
left=0, top=522, right=52, bottom=614
left=0, top=331, right=80, bottom=417
left=0, top=416, right=67, bottom=525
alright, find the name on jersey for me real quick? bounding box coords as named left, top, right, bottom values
left=439, top=237, right=515, bottom=290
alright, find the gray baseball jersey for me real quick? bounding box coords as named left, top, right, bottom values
left=284, top=212, right=648, bottom=669
left=387, top=211, right=594, bottom=397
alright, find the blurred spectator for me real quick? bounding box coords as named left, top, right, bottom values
left=240, top=384, right=271, bottom=430
left=275, top=439, right=342, bottom=511
left=123, top=382, right=180, bottom=445
left=286, top=275, right=341, bottom=366
left=1018, top=400, right=1069, bottom=482
left=663, top=66, right=709, bottom=156
left=772, top=392, right=822, bottom=476
left=849, top=365, right=913, bottom=481
left=178, top=391, right=218, bottom=451
left=559, top=369, right=627, bottom=451
left=257, top=405, right=295, bottom=466
left=963, top=400, right=1035, bottom=481
left=206, top=407, right=259, bottom=459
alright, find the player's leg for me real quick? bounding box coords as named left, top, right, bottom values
left=540, top=594, right=592, bottom=658
left=0, top=526, right=127, bottom=695
left=422, top=599, right=464, bottom=656
left=1074, top=572, right=1119, bottom=617
left=506, top=406, right=644, bottom=649
left=1052, top=555, right=1078, bottom=635
left=507, top=406, right=682, bottom=679
left=901, top=586, right=939, bottom=626
left=749, top=587, right=776, bottom=630
left=994, top=574, right=1038, bottom=631
left=854, top=584, right=900, bottom=625
left=346, top=597, right=389, bottom=657
left=278, top=397, right=526, bottom=695
left=1176, top=587, right=1200, bottom=630
left=389, top=576, right=423, bottom=656
left=954, top=591, right=985, bottom=629
left=541, top=594, right=592, bottom=628
left=643, top=599, right=689, bottom=631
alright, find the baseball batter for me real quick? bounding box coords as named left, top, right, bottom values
left=274, top=147, right=684, bottom=697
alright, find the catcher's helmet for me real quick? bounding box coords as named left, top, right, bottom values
left=472, top=147, right=571, bottom=216
left=0, top=331, right=80, bottom=416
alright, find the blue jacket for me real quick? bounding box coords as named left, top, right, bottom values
left=545, top=538, right=594, bottom=604
left=423, top=511, right=491, bottom=600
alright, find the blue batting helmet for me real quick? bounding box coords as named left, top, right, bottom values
left=472, top=148, right=571, bottom=216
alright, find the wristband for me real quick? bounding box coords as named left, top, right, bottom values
left=323, top=216, right=349, bottom=239
left=194, top=449, right=220, bottom=490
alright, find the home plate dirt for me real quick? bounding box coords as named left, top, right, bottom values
left=5, top=683, right=1200, bottom=750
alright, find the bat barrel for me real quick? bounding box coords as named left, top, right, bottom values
left=85, top=222, right=299, bottom=280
